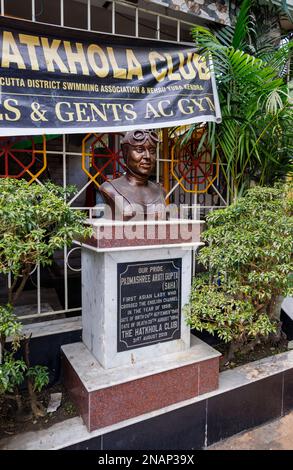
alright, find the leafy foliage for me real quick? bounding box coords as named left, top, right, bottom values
left=0, top=353, right=26, bottom=394
left=183, top=0, right=293, bottom=200
left=0, top=180, right=91, bottom=417
left=185, top=184, right=293, bottom=359
left=27, top=366, right=50, bottom=393
left=0, top=304, right=22, bottom=352
left=0, top=305, right=49, bottom=415
left=0, top=179, right=92, bottom=303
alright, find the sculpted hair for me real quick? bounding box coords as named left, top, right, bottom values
left=121, top=130, right=159, bottom=161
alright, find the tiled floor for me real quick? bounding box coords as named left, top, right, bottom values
left=208, top=411, right=293, bottom=450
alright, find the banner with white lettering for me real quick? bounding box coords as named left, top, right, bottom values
left=0, top=27, right=221, bottom=136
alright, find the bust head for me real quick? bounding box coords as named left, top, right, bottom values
left=121, top=130, right=159, bottom=180
left=99, top=129, right=166, bottom=220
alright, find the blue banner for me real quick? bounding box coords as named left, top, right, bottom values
left=0, top=27, right=221, bottom=136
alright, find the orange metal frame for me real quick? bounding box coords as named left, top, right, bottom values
left=82, top=132, right=125, bottom=188
left=0, top=135, right=47, bottom=184
left=170, top=139, right=219, bottom=194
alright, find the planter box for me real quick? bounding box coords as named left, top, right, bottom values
left=1, top=350, right=293, bottom=450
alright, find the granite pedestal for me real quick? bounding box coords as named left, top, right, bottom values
left=62, top=219, right=220, bottom=431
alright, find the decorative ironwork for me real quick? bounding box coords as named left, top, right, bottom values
left=66, top=247, right=82, bottom=273
left=171, top=133, right=219, bottom=194
left=0, top=135, right=47, bottom=184
left=82, top=133, right=125, bottom=188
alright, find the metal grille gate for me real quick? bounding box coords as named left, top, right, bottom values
left=0, top=1, right=228, bottom=323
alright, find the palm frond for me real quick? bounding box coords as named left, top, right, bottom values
left=281, top=0, right=293, bottom=23
left=232, top=0, right=252, bottom=50
left=180, top=2, right=293, bottom=200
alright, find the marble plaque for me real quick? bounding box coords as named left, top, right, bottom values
left=117, top=259, right=181, bottom=351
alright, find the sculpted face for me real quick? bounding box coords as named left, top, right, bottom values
left=126, top=140, right=157, bottom=177
left=100, top=130, right=165, bottom=220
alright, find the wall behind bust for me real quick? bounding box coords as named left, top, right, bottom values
left=148, top=0, right=231, bottom=25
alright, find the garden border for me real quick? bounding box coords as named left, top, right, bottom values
left=1, top=343, right=293, bottom=450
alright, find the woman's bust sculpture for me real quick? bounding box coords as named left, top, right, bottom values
left=99, top=130, right=166, bottom=220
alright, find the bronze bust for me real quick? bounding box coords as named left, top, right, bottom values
left=99, top=130, right=166, bottom=220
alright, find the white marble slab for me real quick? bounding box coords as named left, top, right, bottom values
left=7, top=317, right=82, bottom=342
left=87, top=218, right=204, bottom=227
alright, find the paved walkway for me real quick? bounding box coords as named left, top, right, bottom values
left=208, top=411, right=293, bottom=450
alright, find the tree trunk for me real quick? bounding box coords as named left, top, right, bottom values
left=27, top=378, right=46, bottom=418
left=227, top=341, right=239, bottom=361
left=240, top=337, right=261, bottom=355
left=0, top=334, right=5, bottom=362
left=227, top=336, right=261, bottom=361
left=10, top=272, right=30, bottom=305
left=5, top=391, right=23, bottom=413
left=267, top=295, right=284, bottom=321
left=22, top=336, right=46, bottom=418
left=8, top=276, right=18, bottom=305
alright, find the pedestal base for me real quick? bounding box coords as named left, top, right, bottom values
left=82, top=246, right=192, bottom=369
left=62, top=336, right=220, bottom=432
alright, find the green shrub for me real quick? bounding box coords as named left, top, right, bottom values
left=185, top=184, right=293, bottom=359
left=0, top=179, right=92, bottom=417
left=0, top=305, right=50, bottom=416
left=0, top=179, right=92, bottom=304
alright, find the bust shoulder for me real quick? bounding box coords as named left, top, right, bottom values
left=99, top=180, right=118, bottom=208
left=100, top=176, right=127, bottom=198
left=100, top=180, right=114, bottom=194
left=153, top=181, right=166, bottom=193
left=148, top=180, right=167, bottom=199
